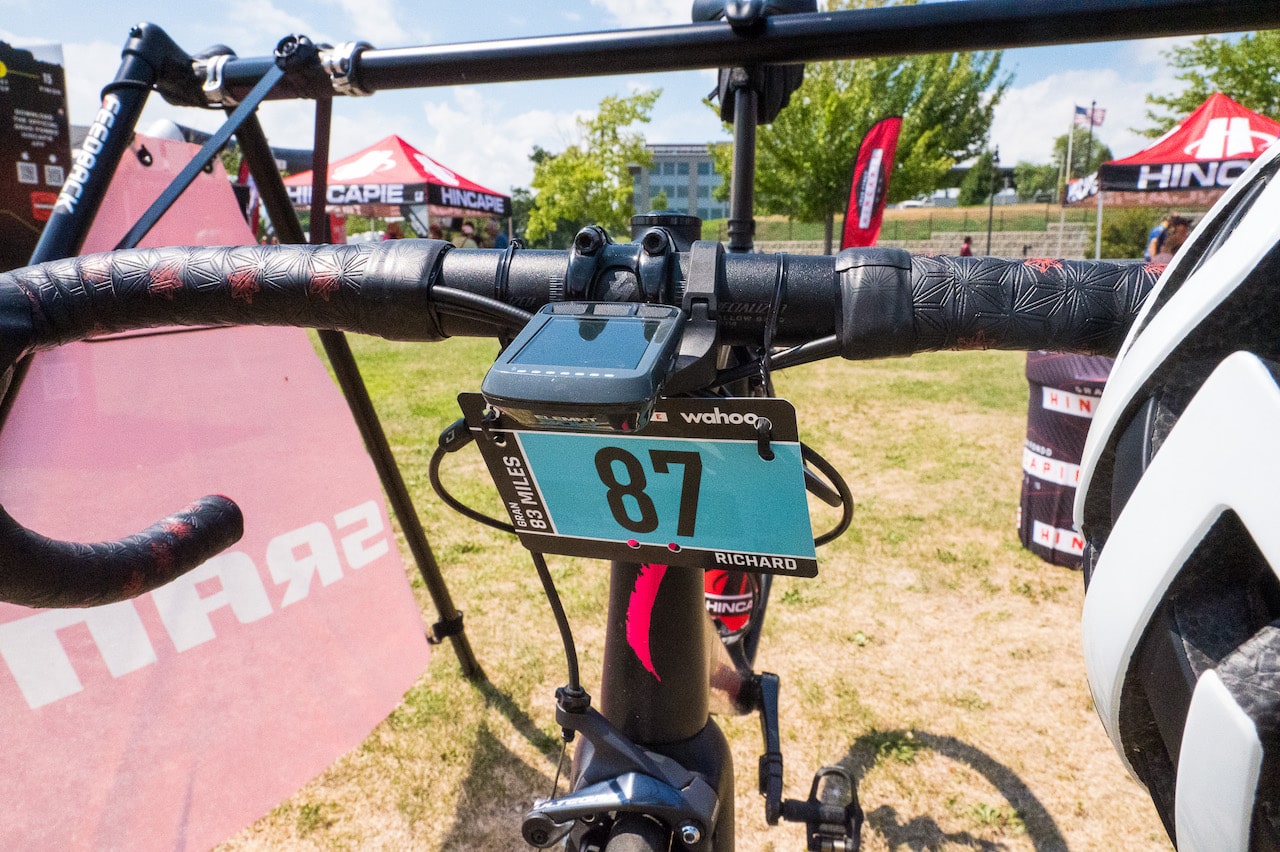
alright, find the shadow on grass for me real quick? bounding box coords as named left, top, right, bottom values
left=436, top=677, right=562, bottom=850
left=840, top=729, right=1069, bottom=852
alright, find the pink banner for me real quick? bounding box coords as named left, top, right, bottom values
left=0, top=134, right=429, bottom=849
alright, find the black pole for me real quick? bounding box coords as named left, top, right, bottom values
left=4, top=26, right=171, bottom=433
left=114, top=64, right=286, bottom=251
left=727, top=85, right=758, bottom=255
left=233, top=109, right=306, bottom=244
left=197, top=0, right=1280, bottom=103
left=303, top=99, right=482, bottom=679
left=986, top=147, right=999, bottom=256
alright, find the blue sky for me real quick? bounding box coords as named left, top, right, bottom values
left=0, top=0, right=1230, bottom=195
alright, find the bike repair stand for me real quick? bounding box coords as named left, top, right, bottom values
left=3, top=24, right=480, bottom=678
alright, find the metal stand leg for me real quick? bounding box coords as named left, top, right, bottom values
left=238, top=103, right=481, bottom=678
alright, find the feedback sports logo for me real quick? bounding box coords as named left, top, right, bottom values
left=53, top=94, right=121, bottom=215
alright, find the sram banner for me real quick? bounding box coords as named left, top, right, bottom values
left=0, top=327, right=429, bottom=850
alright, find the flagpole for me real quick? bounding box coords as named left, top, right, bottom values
left=1057, top=106, right=1076, bottom=256
left=1084, top=100, right=1097, bottom=175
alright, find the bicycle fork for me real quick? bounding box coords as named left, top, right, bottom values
left=523, top=561, right=735, bottom=851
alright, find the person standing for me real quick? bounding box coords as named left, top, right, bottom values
left=1145, top=213, right=1173, bottom=262
left=486, top=220, right=509, bottom=250
left=1152, top=215, right=1192, bottom=264
left=959, top=236, right=973, bottom=256
left=452, top=221, right=478, bottom=249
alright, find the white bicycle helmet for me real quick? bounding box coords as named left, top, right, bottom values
left=1079, top=139, right=1280, bottom=851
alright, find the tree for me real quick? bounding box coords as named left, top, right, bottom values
left=526, top=90, right=661, bottom=245
left=1052, top=127, right=1112, bottom=180
left=714, top=0, right=1006, bottom=252
left=958, top=149, right=997, bottom=206
left=510, top=186, right=534, bottom=242
left=1013, top=161, right=1058, bottom=202
left=1097, top=206, right=1160, bottom=260
left=1142, top=31, right=1280, bottom=136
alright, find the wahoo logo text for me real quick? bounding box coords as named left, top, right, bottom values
left=680, top=407, right=766, bottom=426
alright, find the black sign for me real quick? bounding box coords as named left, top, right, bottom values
left=0, top=42, right=70, bottom=271
left=427, top=183, right=511, bottom=216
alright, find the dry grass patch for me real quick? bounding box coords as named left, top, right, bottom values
left=220, top=343, right=1168, bottom=851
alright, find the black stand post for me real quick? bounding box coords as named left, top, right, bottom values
left=727, top=83, right=758, bottom=255
left=237, top=98, right=481, bottom=678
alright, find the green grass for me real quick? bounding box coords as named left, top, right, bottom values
left=222, top=340, right=1167, bottom=852
left=700, top=205, right=1115, bottom=243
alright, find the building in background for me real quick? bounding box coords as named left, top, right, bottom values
left=631, top=144, right=728, bottom=221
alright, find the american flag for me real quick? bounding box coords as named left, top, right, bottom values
left=1074, top=104, right=1106, bottom=128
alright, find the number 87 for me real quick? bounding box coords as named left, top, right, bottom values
left=593, top=447, right=702, bottom=538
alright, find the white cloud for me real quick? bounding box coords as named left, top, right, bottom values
left=33, top=39, right=123, bottom=127
left=413, top=88, right=590, bottom=192
left=327, top=0, right=421, bottom=47
left=991, top=61, right=1181, bottom=168
left=221, top=0, right=335, bottom=52
left=588, top=0, right=694, bottom=26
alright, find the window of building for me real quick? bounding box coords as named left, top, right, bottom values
left=698, top=162, right=712, bottom=176
left=677, top=162, right=689, bottom=176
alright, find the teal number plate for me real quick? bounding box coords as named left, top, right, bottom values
left=460, top=394, right=817, bottom=576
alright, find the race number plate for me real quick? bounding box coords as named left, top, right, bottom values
left=460, top=394, right=817, bottom=576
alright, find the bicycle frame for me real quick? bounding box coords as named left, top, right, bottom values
left=9, top=2, right=1280, bottom=848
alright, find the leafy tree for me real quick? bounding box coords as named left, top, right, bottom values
left=1052, top=127, right=1112, bottom=179
left=1013, top=161, right=1058, bottom=202
left=510, top=186, right=534, bottom=241
left=1142, top=31, right=1280, bottom=136
left=958, top=149, right=998, bottom=206
left=1098, top=207, right=1160, bottom=260
left=526, top=90, right=661, bottom=245
left=713, top=0, right=1006, bottom=252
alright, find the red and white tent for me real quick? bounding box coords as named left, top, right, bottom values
left=1067, top=93, right=1280, bottom=207
left=285, top=134, right=510, bottom=218
left=1099, top=92, right=1280, bottom=194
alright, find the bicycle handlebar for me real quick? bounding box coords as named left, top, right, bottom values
left=0, top=239, right=1163, bottom=608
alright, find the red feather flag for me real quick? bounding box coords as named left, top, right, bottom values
left=841, top=116, right=903, bottom=249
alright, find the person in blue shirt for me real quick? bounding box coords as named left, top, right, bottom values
left=1145, top=213, right=1174, bottom=261
left=485, top=219, right=510, bottom=250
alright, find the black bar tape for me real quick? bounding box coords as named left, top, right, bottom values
left=0, top=495, right=244, bottom=609
left=837, top=249, right=1162, bottom=358
left=0, top=239, right=453, bottom=364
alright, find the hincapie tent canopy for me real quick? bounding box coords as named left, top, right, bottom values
left=1066, top=93, right=1280, bottom=255
left=285, top=134, right=511, bottom=218
left=1099, top=92, right=1280, bottom=195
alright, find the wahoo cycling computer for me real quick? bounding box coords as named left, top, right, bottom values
left=481, top=302, right=684, bottom=432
